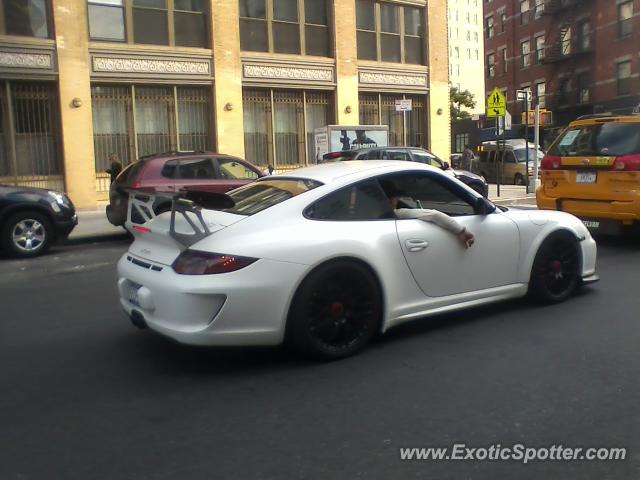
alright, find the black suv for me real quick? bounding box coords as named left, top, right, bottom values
left=323, top=147, right=489, bottom=197
left=0, top=185, right=77, bottom=257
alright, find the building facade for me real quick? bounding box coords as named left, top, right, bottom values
left=448, top=0, right=486, bottom=115
left=0, top=0, right=450, bottom=209
left=483, top=0, right=640, bottom=142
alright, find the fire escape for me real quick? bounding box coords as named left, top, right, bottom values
left=540, top=0, right=595, bottom=116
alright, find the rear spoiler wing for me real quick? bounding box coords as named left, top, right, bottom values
left=119, top=187, right=235, bottom=247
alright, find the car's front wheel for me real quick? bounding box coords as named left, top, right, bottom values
left=1, top=210, right=53, bottom=257
left=514, top=173, right=525, bottom=185
left=288, top=260, right=382, bottom=360
left=529, top=232, right=580, bottom=303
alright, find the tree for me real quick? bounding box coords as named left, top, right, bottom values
left=450, top=86, right=477, bottom=122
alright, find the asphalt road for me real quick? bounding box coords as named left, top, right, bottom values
left=1, top=236, right=639, bottom=480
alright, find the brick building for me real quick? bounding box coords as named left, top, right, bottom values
left=0, top=0, right=450, bottom=209
left=482, top=0, right=640, bottom=145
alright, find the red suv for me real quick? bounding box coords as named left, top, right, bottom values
left=106, top=152, right=264, bottom=226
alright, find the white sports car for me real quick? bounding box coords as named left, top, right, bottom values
left=117, top=161, right=598, bottom=359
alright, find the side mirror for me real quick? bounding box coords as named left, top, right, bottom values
left=474, top=196, right=496, bottom=215
left=442, top=161, right=451, bottom=171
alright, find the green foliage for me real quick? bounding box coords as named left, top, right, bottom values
left=450, top=86, right=477, bottom=122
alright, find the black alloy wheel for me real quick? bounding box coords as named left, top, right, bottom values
left=530, top=233, right=580, bottom=303
left=288, top=260, right=382, bottom=360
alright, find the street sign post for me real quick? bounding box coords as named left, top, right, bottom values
left=486, top=88, right=507, bottom=197
left=486, top=88, right=507, bottom=118
left=395, top=99, right=412, bottom=145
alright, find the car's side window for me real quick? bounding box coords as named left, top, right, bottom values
left=386, top=150, right=411, bottom=161
left=217, top=157, right=259, bottom=180
left=412, top=151, right=444, bottom=168
left=411, top=151, right=432, bottom=165
left=381, top=172, right=476, bottom=217
left=504, top=151, right=516, bottom=163
left=161, top=160, right=179, bottom=179
left=365, top=149, right=381, bottom=159
left=178, top=159, right=216, bottom=180
left=305, top=179, right=394, bottom=221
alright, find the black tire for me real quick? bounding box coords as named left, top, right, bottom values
left=514, top=173, right=525, bottom=186
left=529, top=232, right=581, bottom=304
left=1, top=210, right=53, bottom=257
left=287, top=260, right=382, bottom=360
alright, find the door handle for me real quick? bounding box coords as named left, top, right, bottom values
left=405, top=239, right=429, bottom=252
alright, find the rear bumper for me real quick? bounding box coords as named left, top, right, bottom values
left=116, top=253, right=309, bottom=346
left=537, top=191, right=640, bottom=223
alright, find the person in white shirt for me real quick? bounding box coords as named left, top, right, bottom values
left=382, top=182, right=475, bottom=249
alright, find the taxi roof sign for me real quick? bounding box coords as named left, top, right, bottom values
left=486, top=88, right=506, bottom=118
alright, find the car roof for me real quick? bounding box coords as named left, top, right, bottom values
left=140, top=151, right=243, bottom=162
left=569, top=115, right=640, bottom=127
left=267, top=160, right=439, bottom=183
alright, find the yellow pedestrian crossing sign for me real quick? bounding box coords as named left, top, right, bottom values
left=486, top=88, right=506, bottom=118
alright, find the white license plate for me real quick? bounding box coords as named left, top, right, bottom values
left=576, top=171, right=597, bottom=184
left=582, top=220, right=600, bottom=229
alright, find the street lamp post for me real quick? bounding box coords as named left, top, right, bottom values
left=517, top=89, right=532, bottom=191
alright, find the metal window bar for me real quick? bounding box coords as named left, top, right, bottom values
left=91, top=85, right=135, bottom=193
left=91, top=85, right=134, bottom=169
left=4, top=82, right=63, bottom=190
left=176, top=87, right=212, bottom=152
left=0, top=83, right=8, bottom=178
left=359, top=93, right=380, bottom=125
left=242, top=89, right=272, bottom=167
left=273, top=90, right=304, bottom=167
left=381, top=94, right=403, bottom=146
left=406, top=95, right=425, bottom=148
left=134, top=86, right=175, bottom=157
left=304, top=91, right=332, bottom=164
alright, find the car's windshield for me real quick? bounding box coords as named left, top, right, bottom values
left=224, top=178, right=322, bottom=216
left=514, top=149, right=544, bottom=162
left=549, top=123, right=640, bottom=157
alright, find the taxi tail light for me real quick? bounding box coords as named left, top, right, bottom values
left=541, top=154, right=561, bottom=170
left=612, top=155, right=640, bottom=171
left=172, top=250, right=257, bottom=275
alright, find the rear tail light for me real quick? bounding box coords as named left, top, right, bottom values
left=541, top=155, right=561, bottom=170
left=172, top=250, right=257, bottom=275
left=612, top=155, right=640, bottom=171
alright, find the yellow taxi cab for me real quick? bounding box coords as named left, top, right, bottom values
left=537, top=114, right=640, bottom=234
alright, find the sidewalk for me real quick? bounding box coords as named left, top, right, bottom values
left=69, top=206, right=126, bottom=242
left=488, top=184, right=537, bottom=206
left=70, top=185, right=537, bottom=242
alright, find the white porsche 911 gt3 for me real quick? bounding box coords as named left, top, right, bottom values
left=117, top=161, right=598, bottom=359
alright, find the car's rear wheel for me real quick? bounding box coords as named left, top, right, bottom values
left=514, top=173, right=525, bottom=185
left=1, top=210, right=53, bottom=257
left=529, top=232, right=580, bottom=303
left=288, top=260, right=382, bottom=360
